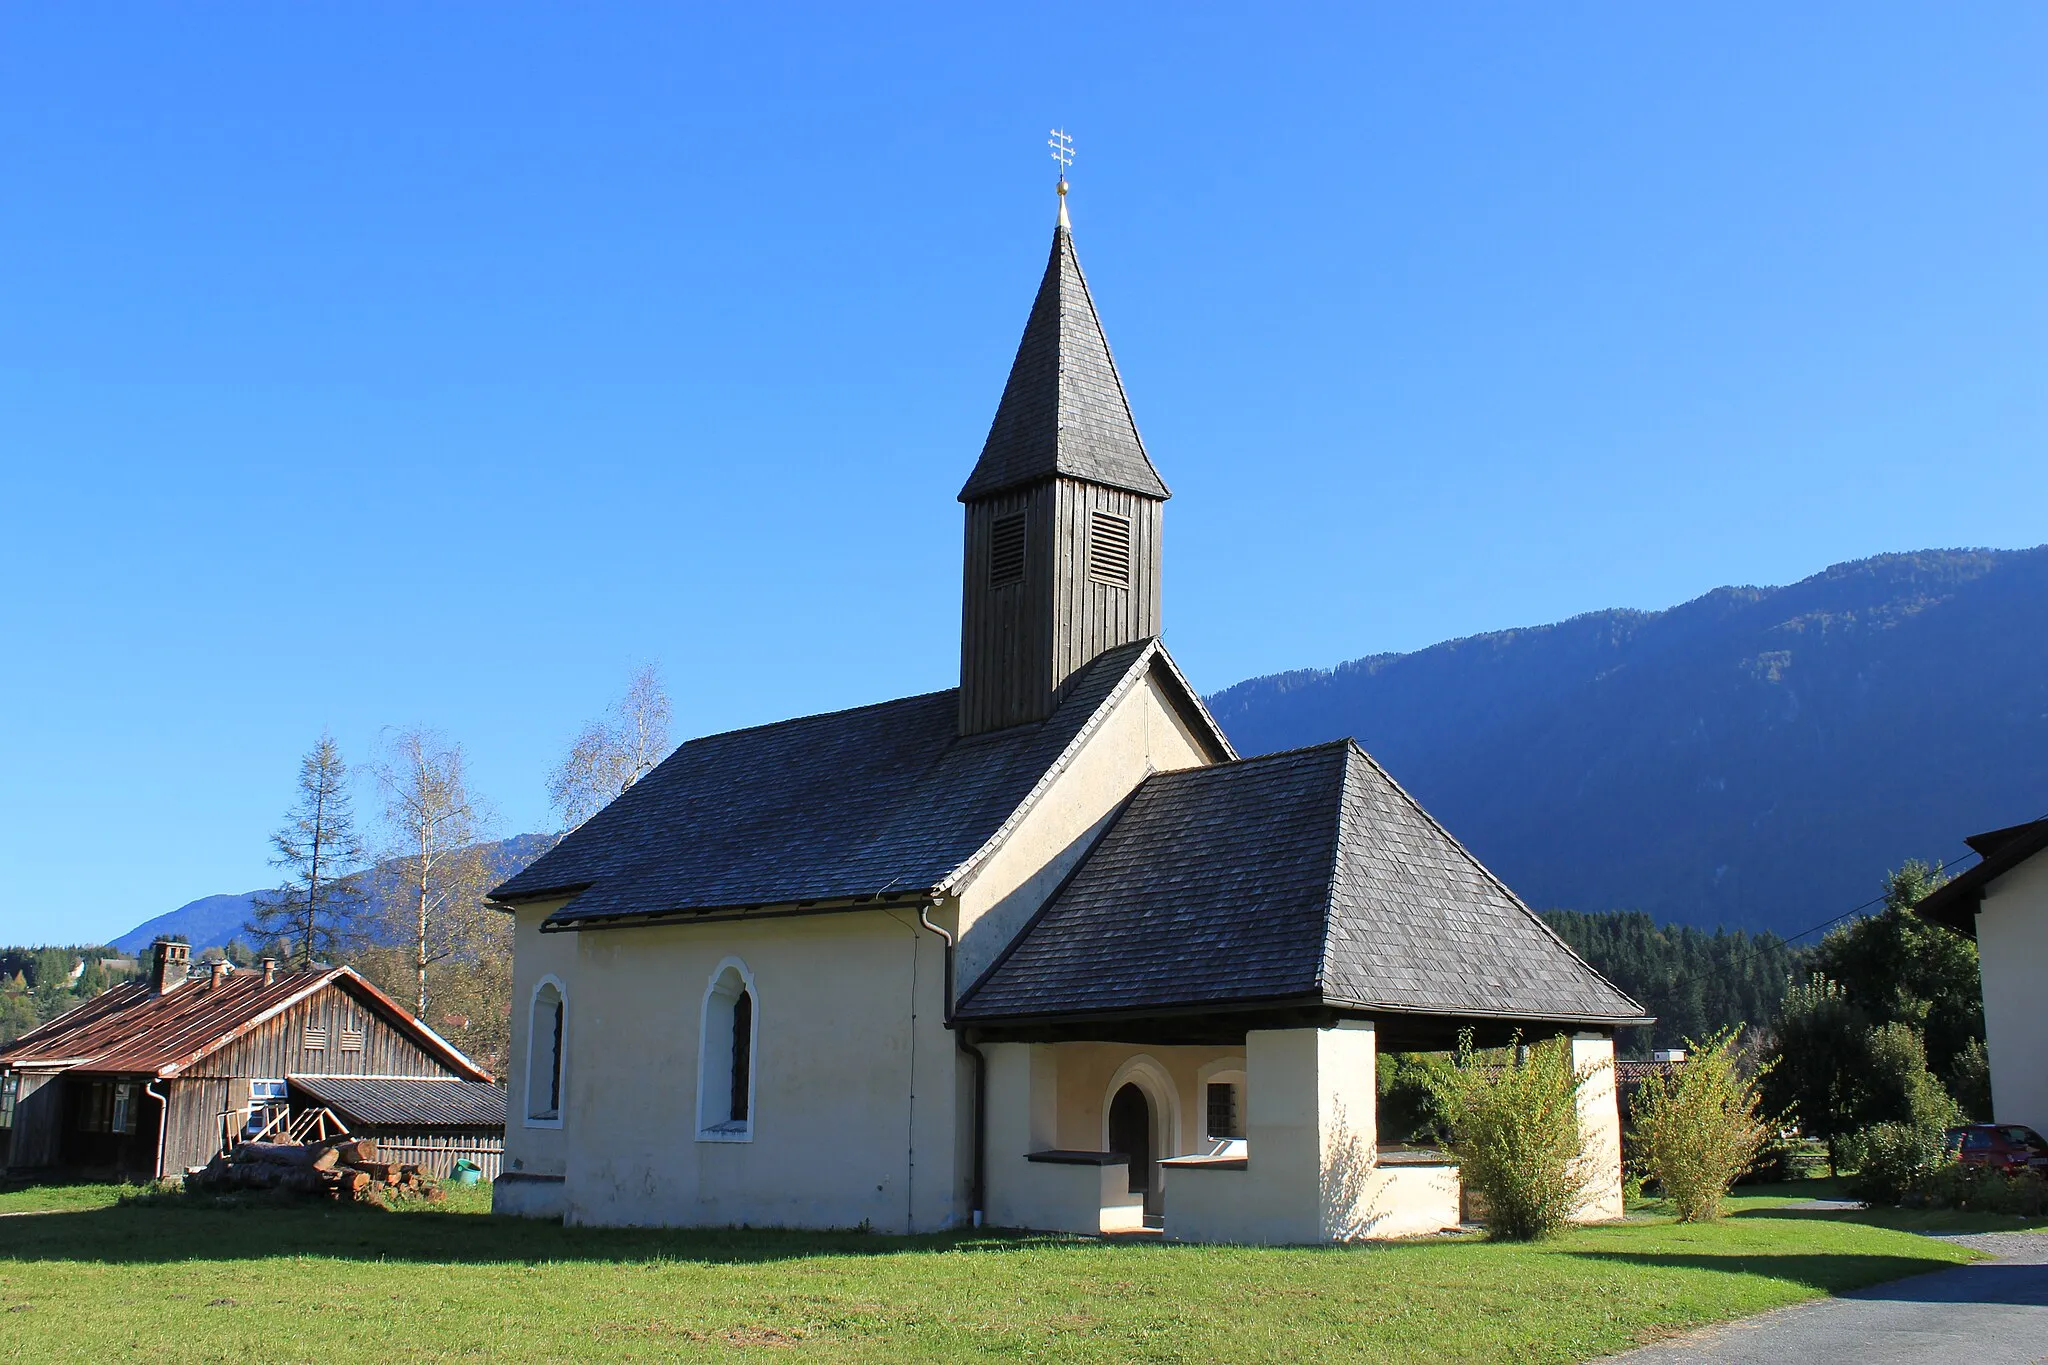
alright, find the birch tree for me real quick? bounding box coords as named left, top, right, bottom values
left=374, top=727, right=496, bottom=1018
left=546, top=664, right=672, bottom=831
left=247, top=732, right=366, bottom=965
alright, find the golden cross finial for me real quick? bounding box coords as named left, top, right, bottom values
left=1048, top=128, right=1073, bottom=225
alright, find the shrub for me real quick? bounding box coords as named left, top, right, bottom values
left=1629, top=1027, right=1776, bottom=1221
left=1946, top=1039, right=1993, bottom=1123
left=1862, top=1022, right=1963, bottom=1132
left=1435, top=1034, right=1595, bottom=1241
left=1378, top=1052, right=1457, bottom=1146
left=1908, top=1163, right=2048, bottom=1216
left=1846, top=1121, right=1947, bottom=1205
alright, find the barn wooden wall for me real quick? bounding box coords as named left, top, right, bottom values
left=364, top=1128, right=504, bottom=1180
left=4, top=1071, right=63, bottom=1169
left=200, top=982, right=451, bottom=1083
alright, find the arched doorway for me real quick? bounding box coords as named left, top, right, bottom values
left=1107, top=1082, right=1154, bottom=1211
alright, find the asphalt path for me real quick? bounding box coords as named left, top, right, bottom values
left=1599, top=1229, right=2048, bottom=1364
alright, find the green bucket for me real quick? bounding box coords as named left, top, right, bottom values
left=450, top=1159, right=482, bottom=1185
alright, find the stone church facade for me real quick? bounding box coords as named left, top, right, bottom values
left=490, top=193, right=1646, bottom=1241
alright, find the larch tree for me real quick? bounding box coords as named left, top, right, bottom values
left=546, top=664, right=672, bottom=831
left=246, top=733, right=366, bottom=965
left=374, top=727, right=497, bottom=1019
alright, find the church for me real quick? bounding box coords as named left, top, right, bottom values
left=488, top=185, right=1648, bottom=1242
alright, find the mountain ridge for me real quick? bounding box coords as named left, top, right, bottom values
left=110, top=546, right=2047, bottom=949
left=1207, top=546, right=2048, bottom=937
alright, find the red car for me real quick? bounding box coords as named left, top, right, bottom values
left=1945, top=1124, right=2048, bottom=1172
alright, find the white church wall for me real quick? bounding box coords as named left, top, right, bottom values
left=953, top=666, right=1216, bottom=996
left=552, top=908, right=961, bottom=1234
left=494, top=900, right=576, bottom=1220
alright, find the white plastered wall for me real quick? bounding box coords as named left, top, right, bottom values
left=981, top=1040, right=1241, bottom=1234
left=951, top=666, right=1219, bottom=996
left=1166, top=1023, right=1460, bottom=1243
left=493, top=900, right=576, bottom=1219
left=1978, top=855, right=2048, bottom=1133
left=551, top=908, right=958, bottom=1232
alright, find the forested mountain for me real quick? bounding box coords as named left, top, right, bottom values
left=1208, top=548, right=2048, bottom=938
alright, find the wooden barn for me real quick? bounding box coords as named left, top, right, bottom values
left=286, top=1075, right=506, bottom=1179
left=0, top=940, right=493, bottom=1180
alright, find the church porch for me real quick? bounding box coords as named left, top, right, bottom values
left=977, top=1019, right=1527, bottom=1244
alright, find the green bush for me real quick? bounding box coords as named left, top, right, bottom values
left=1378, top=1052, right=1457, bottom=1146
left=1629, top=1028, right=1776, bottom=1221
left=1907, top=1163, right=2048, bottom=1216
left=1946, top=1039, right=1993, bottom=1122
left=1435, top=1034, right=1595, bottom=1241
left=1846, top=1121, right=1947, bottom=1205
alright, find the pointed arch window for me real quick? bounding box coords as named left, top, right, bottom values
left=698, top=960, right=757, bottom=1141
left=525, top=978, right=566, bottom=1127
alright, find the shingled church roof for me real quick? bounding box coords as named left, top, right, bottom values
left=958, top=220, right=1170, bottom=503
left=492, top=639, right=1232, bottom=929
left=957, top=740, right=1649, bottom=1027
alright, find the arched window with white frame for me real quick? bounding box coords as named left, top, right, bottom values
left=526, top=977, right=567, bottom=1126
left=697, top=959, right=757, bottom=1141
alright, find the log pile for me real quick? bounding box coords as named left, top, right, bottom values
left=186, top=1137, right=443, bottom=1203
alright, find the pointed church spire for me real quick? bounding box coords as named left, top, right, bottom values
left=956, top=180, right=1170, bottom=736
left=957, top=193, right=1169, bottom=503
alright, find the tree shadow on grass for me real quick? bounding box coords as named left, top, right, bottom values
left=1561, top=1249, right=1965, bottom=1297
left=0, top=1198, right=1160, bottom=1267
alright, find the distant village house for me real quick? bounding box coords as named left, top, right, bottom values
left=0, top=939, right=497, bottom=1180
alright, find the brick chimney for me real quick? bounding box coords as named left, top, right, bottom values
left=149, top=939, right=190, bottom=995
left=261, top=958, right=278, bottom=987
left=207, top=960, right=230, bottom=989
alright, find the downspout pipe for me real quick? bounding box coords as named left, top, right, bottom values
left=143, top=1079, right=169, bottom=1181
left=918, top=900, right=986, bottom=1228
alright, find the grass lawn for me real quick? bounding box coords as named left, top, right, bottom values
left=0, top=1182, right=1990, bottom=1364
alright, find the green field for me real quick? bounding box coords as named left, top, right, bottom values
left=0, top=1183, right=2000, bottom=1363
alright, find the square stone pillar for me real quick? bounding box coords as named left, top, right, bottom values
left=1169, top=1022, right=1380, bottom=1242
left=1571, top=1033, right=1623, bottom=1222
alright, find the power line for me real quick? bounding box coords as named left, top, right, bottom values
left=1780, top=806, right=2048, bottom=945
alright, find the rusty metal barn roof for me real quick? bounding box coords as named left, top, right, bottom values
left=0, top=966, right=490, bottom=1081
left=288, top=1075, right=505, bottom=1128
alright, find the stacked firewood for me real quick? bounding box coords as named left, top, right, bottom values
left=186, top=1137, right=442, bottom=1203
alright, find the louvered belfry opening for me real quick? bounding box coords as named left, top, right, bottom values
left=957, top=212, right=1169, bottom=736
left=989, top=513, right=1027, bottom=588
left=1087, top=510, right=1131, bottom=586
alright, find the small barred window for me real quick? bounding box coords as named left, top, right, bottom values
left=989, top=513, right=1027, bottom=588
left=1088, top=510, right=1132, bottom=586
left=302, top=1024, right=329, bottom=1051
left=1206, top=1081, right=1244, bottom=1140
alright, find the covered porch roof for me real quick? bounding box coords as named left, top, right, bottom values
left=956, top=740, right=1650, bottom=1042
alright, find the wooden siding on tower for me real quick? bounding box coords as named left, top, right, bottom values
left=959, top=483, right=1055, bottom=733
left=1051, top=479, right=1161, bottom=709
left=960, top=477, right=1162, bottom=735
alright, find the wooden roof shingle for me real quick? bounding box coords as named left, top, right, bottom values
left=957, top=740, right=1649, bottom=1027
left=957, top=221, right=1169, bottom=503
left=494, top=639, right=1233, bottom=929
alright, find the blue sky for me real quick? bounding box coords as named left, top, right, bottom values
left=4, top=4, right=2044, bottom=945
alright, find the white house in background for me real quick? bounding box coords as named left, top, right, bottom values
left=485, top=186, right=1649, bottom=1242
left=1916, top=815, right=2048, bottom=1133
